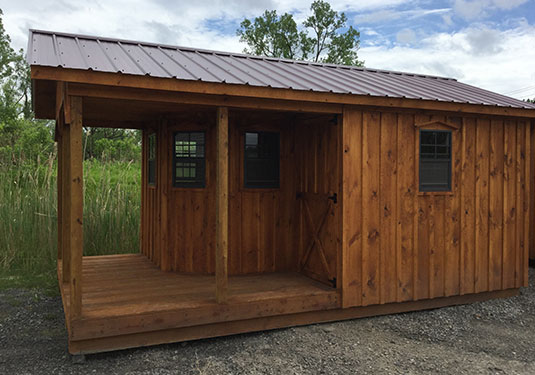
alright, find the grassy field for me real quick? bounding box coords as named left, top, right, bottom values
left=0, top=157, right=140, bottom=292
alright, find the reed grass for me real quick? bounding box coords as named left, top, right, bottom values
left=0, top=154, right=140, bottom=290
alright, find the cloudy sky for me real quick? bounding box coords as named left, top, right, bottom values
left=2, top=0, right=535, bottom=99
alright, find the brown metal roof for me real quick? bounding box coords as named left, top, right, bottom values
left=27, top=29, right=535, bottom=110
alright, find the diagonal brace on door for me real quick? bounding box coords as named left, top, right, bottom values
left=299, top=198, right=332, bottom=278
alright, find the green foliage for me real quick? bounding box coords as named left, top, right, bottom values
left=0, top=9, right=141, bottom=290
left=0, top=8, right=55, bottom=166
left=237, top=0, right=363, bottom=66
left=0, top=157, right=140, bottom=289
left=238, top=10, right=311, bottom=60
left=83, top=127, right=141, bottom=162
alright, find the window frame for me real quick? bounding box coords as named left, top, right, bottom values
left=243, top=131, right=281, bottom=189
left=172, top=131, right=206, bottom=189
left=147, top=132, right=157, bottom=187
left=418, top=129, right=452, bottom=192
left=415, top=120, right=460, bottom=196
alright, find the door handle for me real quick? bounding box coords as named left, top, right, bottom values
left=327, top=193, right=337, bottom=204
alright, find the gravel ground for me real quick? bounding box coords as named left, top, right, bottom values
left=1, top=269, right=534, bottom=375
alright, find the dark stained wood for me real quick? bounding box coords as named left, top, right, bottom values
left=61, top=112, right=71, bottom=284
left=62, top=253, right=519, bottom=355
left=379, top=112, right=397, bottom=304
left=362, top=111, right=381, bottom=305
left=216, top=107, right=229, bottom=303
left=32, top=67, right=535, bottom=118
left=397, top=113, right=416, bottom=302
left=294, top=115, right=341, bottom=287
left=460, top=117, right=476, bottom=295
left=68, top=96, right=84, bottom=319
left=489, top=120, right=504, bottom=291
left=475, top=119, right=491, bottom=292
left=341, top=107, right=362, bottom=307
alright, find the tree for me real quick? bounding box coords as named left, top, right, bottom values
left=0, top=8, right=54, bottom=165
left=237, top=0, right=363, bottom=66
left=0, top=8, right=140, bottom=165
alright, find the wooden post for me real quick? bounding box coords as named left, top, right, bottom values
left=57, top=122, right=63, bottom=263
left=159, top=121, right=170, bottom=270
left=216, top=107, right=229, bottom=303
left=68, top=96, right=84, bottom=319
left=62, top=114, right=71, bottom=284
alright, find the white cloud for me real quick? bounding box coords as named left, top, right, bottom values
left=396, top=28, right=416, bottom=43
left=360, top=23, right=535, bottom=99
left=452, top=0, right=529, bottom=21
left=355, top=7, right=451, bottom=24
left=2, top=0, right=534, bottom=99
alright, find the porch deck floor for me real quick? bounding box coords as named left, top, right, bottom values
left=62, top=254, right=338, bottom=321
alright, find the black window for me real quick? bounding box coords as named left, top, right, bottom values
left=148, top=133, right=156, bottom=186
left=419, top=130, right=451, bottom=192
left=173, top=132, right=205, bottom=188
left=244, top=132, right=280, bottom=188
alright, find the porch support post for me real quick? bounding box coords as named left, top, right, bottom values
left=56, top=122, right=63, bottom=275
left=61, top=109, right=71, bottom=284
left=67, top=96, right=84, bottom=319
left=215, top=107, right=229, bottom=303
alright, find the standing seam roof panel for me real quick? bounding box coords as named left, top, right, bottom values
left=27, top=30, right=535, bottom=110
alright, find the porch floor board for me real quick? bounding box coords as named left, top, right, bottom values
left=59, top=253, right=339, bottom=352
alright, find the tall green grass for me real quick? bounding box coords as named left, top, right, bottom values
left=0, top=155, right=140, bottom=290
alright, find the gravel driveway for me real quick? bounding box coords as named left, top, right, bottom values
left=1, top=269, right=534, bottom=375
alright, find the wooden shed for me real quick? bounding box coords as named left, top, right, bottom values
left=28, top=29, right=535, bottom=354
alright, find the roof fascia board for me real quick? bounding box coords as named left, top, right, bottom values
left=31, top=66, right=535, bottom=119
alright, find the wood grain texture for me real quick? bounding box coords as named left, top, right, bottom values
left=216, top=107, right=229, bottom=303
left=362, top=111, right=381, bottom=306
left=341, top=107, right=363, bottom=307
left=68, top=96, right=84, bottom=319
left=32, top=67, right=535, bottom=118
left=339, top=111, right=529, bottom=306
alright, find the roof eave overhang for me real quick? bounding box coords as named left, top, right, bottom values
left=31, top=65, right=535, bottom=120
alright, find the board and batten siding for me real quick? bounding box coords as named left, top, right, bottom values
left=342, top=107, right=530, bottom=308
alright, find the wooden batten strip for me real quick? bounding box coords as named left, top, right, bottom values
left=216, top=107, right=229, bottom=303
left=524, top=123, right=531, bottom=287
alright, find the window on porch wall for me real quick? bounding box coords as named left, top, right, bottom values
left=173, top=131, right=206, bottom=188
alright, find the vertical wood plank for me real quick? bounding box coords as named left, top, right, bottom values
left=444, top=118, right=461, bottom=297
left=460, top=118, right=476, bottom=294
left=475, top=119, right=490, bottom=292
left=524, top=122, right=531, bottom=287
left=68, top=96, right=83, bottom=319
left=515, top=121, right=523, bottom=288
left=341, top=107, right=362, bottom=308
left=140, top=129, right=146, bottom=257
left=159, top=122, right=170, bottom=271
left=489, top=119, right=504, bottom=291
left=430, top=195, right=444, bottom=298
left=397, top=114, right=415, bottom=302
left=216, top=107, right=229, bottom=303
left=228, top=118, right=242, bottom=275
left=379, top=112, right=397, bottom=304
left=414, top=115, right=430, bottom=300
left=503, top=121, right=516, bottom=289
left=362, top=111, right=381, bottom=306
